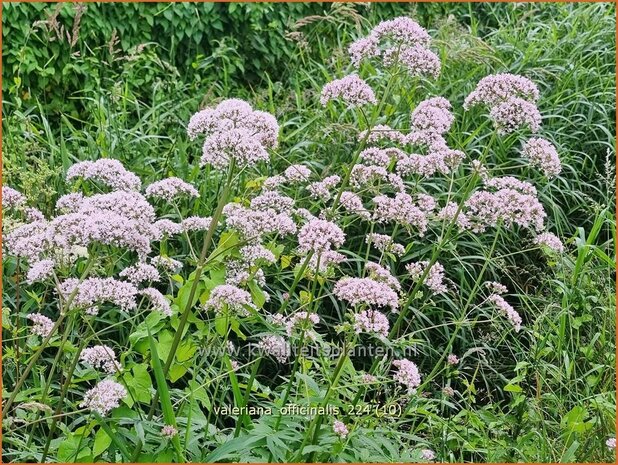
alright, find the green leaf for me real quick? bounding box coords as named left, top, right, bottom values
left=93, top=428, right=112, bottom=457
left=503, top=383, right=523, bottom=393
left=147, top=326, right=185, bottom=461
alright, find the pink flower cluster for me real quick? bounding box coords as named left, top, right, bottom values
left=406, top=261, right=447, bottom=294
left=348, top=17, right=439, bottom=78
left=333, top=420, right=349, bottom=438
left=307, top=175, right=341, bottom=200
left=66, top=159, right=141, bottom=191
left=145, top=177, right=199, bottom=201
left=26, top=259, right=55, bottom=284
left=203, top=284, right=256, bottom=316
left=366, top=233, right=405, bottom=257
left=80, top=379, right=127, bottom=416
left=258, top=334, right=290, bottom=363
left=26, top=313, right=55, bottom=337
left=2, top=186, right=27, bottom=210
left=161, top=425, right=179, bottom=439
left=320, top=74, right=377, bottom=107
left=488, top=294, right=522, bottom=332
left=465, top=73, right=541, bottom=134
left=119, top=262, right=161, bottom=284
left=522, top=137, right=562, bottom=178
left=140, top=287, right=173, bottom=317
left=534, top=232, right=564, bottom=253
left=334, top=277, right=399, bottom=311
left=297, top=218, right=345, bottom=254
left=223, top=203, right=297, bottom=241
left=59, top=277, right=139, bottom=315
left=188, top=99, right=278, bottom=169
left=411, top=97, right=454, bottom=134
left=353, top=309, right=390, bottom=337
left=80, top=345, right=120, bottom=374
left=464, top=188, right=546, bottom=233
left=373, top=192, right=429, bottom=235
left=392, top=358, right=421, bottom=391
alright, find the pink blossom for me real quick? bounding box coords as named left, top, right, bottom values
left=2, top=186, right=27, bottom=210
left=119, top=262, right=161, bottom=284
left=366, top=233, right=405, bottom=257
left=59, top=278, right=139, bottom=315
left=298, top=218, right=345, bottom=254
left=80, top=345, right=120, bottom=374
left=385, top=45, right=440, bottom=79
left=333, top=420, right=349, bottom=438
left=141, top=288, right=172, bottom=317
left=522, top=137, right=562, bottom=178
left=446, top=354, right=459, bottom=365
left=334, top=277, right=399, bottom=311
left=80, top=379, right=127, bottom=416
left=258, top=334, right=290, bottom=363
left=488, top=294, right=522, bottom=332
left=201, top=128, right=270, bottom=169
left=161, top=425, right=178, bottom=439
left=26, top=259, right=55, bottom=284
left=489, top=96, right=541, bottom=134
left=284, top=164, right=312, bottom=183
left=145, top=177, right=199, bottom=201
left=393, top=358, right=421, bottom=390
left=406, top=261, right=447, bottom=294
left=534, top=232, right=564, bottom=253
left=464, top=73, right=539, bottom=110
left=353, top=309, right=390, bottom=337
left=66, top=159, right=141, bottom=191
left=373, top=193, right=428, bottom=234
left=307, top=175, right=341, bottom=201
left=320, top=74, right=377, bottom=107
left=203, top=284, right=256, bottom=316
left=26, top=313, right=55, bottom=337
left=181, top=216, right=213, bottom=233
left=411, top=97, right=453, bottom=134
left=339, top=191, right=370, bottom=219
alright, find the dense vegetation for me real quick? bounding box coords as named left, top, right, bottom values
left=2, top=2, right=616, bottom=463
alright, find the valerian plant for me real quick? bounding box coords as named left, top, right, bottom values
left=2, top=16, right=614, bottom=463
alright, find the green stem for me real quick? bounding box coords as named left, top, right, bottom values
left=3, top=253, right=97, bottom=418
left=131, top=160, right=236, bottom=460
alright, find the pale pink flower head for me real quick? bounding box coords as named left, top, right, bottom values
left=488, top=294, right=522, bottom=332
left=203, top=284, right=256, bottom=316
left=522, top=137, right=562, bottom=178
left=2, top=186, right=27, bottom=210
left=26, top=313, right=55, bottom=338
left=201, top=127, right=270, bottom=169
left=606, top=437, right=616, bottom=450
left=187, top=99, right=279, bottom=149
left=464, top=73, right=540, bottom=110
left=446, top=354, right=459, bottom=365
left=298, top=218, right=345, bottom=254
left=366, top=233, right=405, bottom=257
left=484, top=281, right=508, bottom=295
left=373, top=192, right=428, bottom=235
left=372, top=17, right=431, bottom=47
left=140, top=288, right=172, bottom=317
left=145, top=177, right=199, bottom=201
left=534, top=232, right=564, bottom=254
left=119, top=262, right=161, bottom=285
left=66, top=159, right=141, bottom=192
left=489, top=96, right=541, bottom=134
left=333, top=420, right=349, bottom=438
left=320, top=74, right=377, bottom=107
left=80, top=345, right=120, bottom=374
left=393, top=358, right=421, bottom=391
left=339, top=191, right=371, bottom=219
left=353, top=309, right=390, bottom=337
left=406, top=261, right=447, bottom=295
left=420, top=449, right=436, bottom=461
left=284, top=164, right=312, bottom=183
left=59, top=277, right=139, bottom=315
left=258, top=334, right=290, bottom=363
left=386, top=45, right=440, bottom=79
left=307, top=175, right=341, bottom=201
left=26, top=259, right=55, bottom=284
left=161, top=425, right=178, bottom=439
left=334, top=277, right=399, bottom=311
left=411, top=97, right=454, bottom=134
left=80, top=379, right=127, bottom=416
